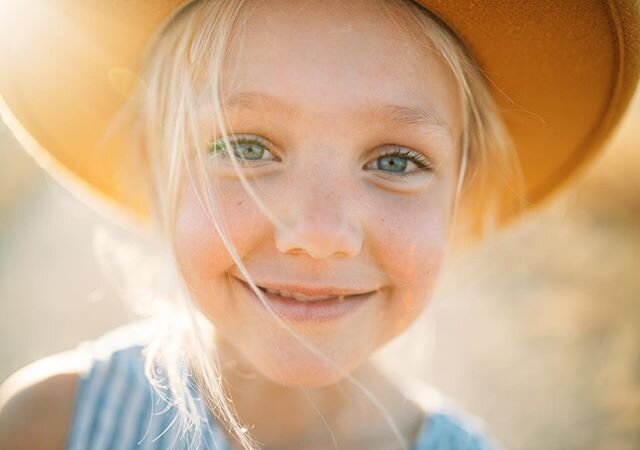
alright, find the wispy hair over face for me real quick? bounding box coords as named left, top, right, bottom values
left=118, top=0, right=525, bottom=448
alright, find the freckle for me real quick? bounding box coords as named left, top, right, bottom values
left=236, top=201, right=243, bottom=206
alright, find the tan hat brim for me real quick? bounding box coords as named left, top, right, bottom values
left=0, top=0, right=638, bottom=232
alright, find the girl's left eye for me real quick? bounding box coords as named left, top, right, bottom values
left=208, top=135, right=277, bottom=164
left=364, top=146, right=434, bottom=178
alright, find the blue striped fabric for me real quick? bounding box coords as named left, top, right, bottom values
left=64, top=327, right=500, bottom=450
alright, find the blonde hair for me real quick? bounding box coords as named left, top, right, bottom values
left=116, top=0, right=526, bottom=448
left=393, top=1, right=526, bottom=247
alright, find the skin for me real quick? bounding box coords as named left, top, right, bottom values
left=173, top=0, right=463, bottom=448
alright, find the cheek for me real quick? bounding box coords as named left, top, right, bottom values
left=388, top=216, right=447, bottom=286
left=172, top=180, right=269, bottom=296
left=365, top=155, right=457, bottom=285
left=371, top=195, right=450, bottom=287
left=367, top=193, right=450, bottom=335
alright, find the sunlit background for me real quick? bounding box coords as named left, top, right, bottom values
left=1, top=88, right=639, bottom=450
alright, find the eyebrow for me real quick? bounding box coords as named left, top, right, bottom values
left=374, top=103, right=453, bottom=137
left=221, top=91, right=453, bottom=139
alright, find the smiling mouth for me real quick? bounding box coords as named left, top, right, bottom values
left=257, top=286, right=365, bottom=302
left=232, top=276, right=377, bottom=322
left=233, top=277, right=376, bottom=303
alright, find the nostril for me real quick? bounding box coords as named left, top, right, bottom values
left=274, top=218, right=363, bottom=259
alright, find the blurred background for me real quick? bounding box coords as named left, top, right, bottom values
left=1, top=90, right=639, bottom=450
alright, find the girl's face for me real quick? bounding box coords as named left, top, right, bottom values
left=173, top=0, right=462, bottom=387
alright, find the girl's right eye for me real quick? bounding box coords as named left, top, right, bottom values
left=208, top=135, right=277, bottom=164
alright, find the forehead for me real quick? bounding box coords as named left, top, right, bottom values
left=219, top=0, right=461, bottom=138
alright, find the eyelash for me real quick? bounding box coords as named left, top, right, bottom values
left=209, top=135, right=276, bottom=163
left=371, top=147, right=434, bottom=178
left=208, top=135, right=434, bottom=177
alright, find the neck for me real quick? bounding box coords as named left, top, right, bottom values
left=210, top=334, right=426, bottom=450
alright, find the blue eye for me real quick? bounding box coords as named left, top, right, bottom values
left=368, top=146, right=434, bottom=177
left=209, top=135, right=276, bottom=163
left=378, top=154, right=408, bottom=172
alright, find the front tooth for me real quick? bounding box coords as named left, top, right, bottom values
left=291, top=293, right=333, bottom=302
left=266, top=288, right=336, bottom=302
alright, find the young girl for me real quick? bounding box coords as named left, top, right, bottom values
left=0, top=0, right=638, bottom=449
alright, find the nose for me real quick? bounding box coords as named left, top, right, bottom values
left=274, top=181, right=363, bottom=259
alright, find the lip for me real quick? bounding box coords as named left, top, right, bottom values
left=232, top=277, right=376, bottom=323
left=232, top=277, right=376, bottom=297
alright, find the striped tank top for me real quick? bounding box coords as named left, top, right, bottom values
left=64, top=322, right=500, bottom=450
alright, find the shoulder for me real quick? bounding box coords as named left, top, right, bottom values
left=417, top=409, right=502, bottom=450
left=406, top=381, right=504, bottom=450
left=0, top=320, right=155, bottom=450
left=0, top=350, right=89, bottom=450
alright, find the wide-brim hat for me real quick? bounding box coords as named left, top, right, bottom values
left=0, top=1, right=639, bottom=234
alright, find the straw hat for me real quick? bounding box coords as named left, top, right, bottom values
left=0, top=1, right=638, bottom=233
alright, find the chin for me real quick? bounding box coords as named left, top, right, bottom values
left=257, top=358, right=358, bottom=388
left=244, top=341, right=372, bottom=388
